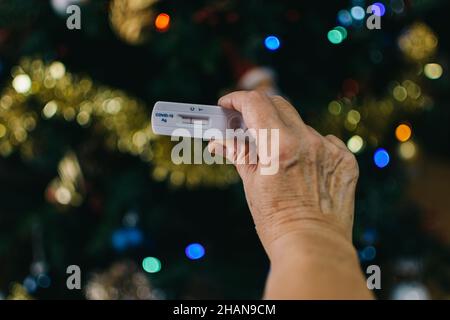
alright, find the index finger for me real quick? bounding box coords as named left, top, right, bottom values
left=218, top=90, right=283, bottom=130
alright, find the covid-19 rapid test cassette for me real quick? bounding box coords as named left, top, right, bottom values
left=151, top=101, right=246, bottom=139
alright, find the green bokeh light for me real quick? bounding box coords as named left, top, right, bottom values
left=334, top=26, right=348, bottom=39
left=142, top=257, right=162, bottom=273
left=327, top=29, right=343, bottom=44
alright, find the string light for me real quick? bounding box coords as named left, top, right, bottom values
left=399, top=141, right=416, bottom=160
left=337, top=10, right=352, bottom=27
left=374, top=148, right=390, bottom=168
left=155, top=13, right=170, bottom=31
left=399, top=23, right=438, bottom=61
left=43, top=101, right=58, bottom=118
left=142, top=257, right=161, bottom=273
left=49, top=61, right=66, bottom=79
left=395, top=124, right=412, bottom=142
left=347, top=110, right=361, bottom=125
left=371, top=3, right=386, bottom=16
left=12, top=74, right=32, bottom=94
left=393, top=85, right=407, bottom=101
left=424, top=63, right=443, bottom=80
left=334, top=26, right=348, bottom=40
left=328, top=101, right=342, bottom=115
left=37, top=274, right=51, bottom=288
left=185, top=243, right=205, bottom=260
left=264, top=35, right=281, bottom=51
left=327, top=29, right=343, bottom=44
left=350, top=6, right=365, bottom=21
left=347, top=135, right=364, bottom=154
left=391, top=0, right=405, bottom=14
left=360, top=246, right=377, bottom=261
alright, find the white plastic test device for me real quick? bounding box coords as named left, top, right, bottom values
left=151, top=101, right=246, bottom=139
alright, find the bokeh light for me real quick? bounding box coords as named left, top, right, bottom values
left=43, top=101, right=58, bottom=119
left=371, top=3, right=386, bottom=16
left=360, top=246, right=377, bottom=261
left=49, top=61, right=66, bottom=79
left=391, top=0, right=405, bottom=14
left=424, top=63, right=443, bottom=80
left=347, top=135, right=364, bottom=154
left=347, top=110, right=361, bottom=125
left=37, top=274, right=51, bottom=288
left=155, top=13, right=170, bottom=31
left=391, top=282, right=430, bottom=300
left=142, top=257, right=162, bottom=273
left=185, top=243, right=205, bottom=260
left=12, top=74, right=32, bottom=94
left=264, top=35, right=281, bottom=51
left=327, top=29, right=343, bottom=44
left=328, top=101, right=342, bottom=115
left=374, top=148, right=390, bottom=168
left=337, top=10, right=352, bottom=26
left=334, top=26, right=348, bottom=40
left=395, top=124, right=412, bottom=142
left=350, top=6, right=365, bottom=20
left=23, top=276, right=38, bottom=293
left=399, top=141, right=417, bottom=160
left=393, top=85, right=408, bottom=101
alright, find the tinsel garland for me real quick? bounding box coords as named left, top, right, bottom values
left=0, top=58, right=238, bottom=188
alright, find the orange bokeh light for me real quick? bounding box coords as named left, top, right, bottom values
left=395, top=124, right=412, bottom=142
left=155, top=13, right=170, bottom=31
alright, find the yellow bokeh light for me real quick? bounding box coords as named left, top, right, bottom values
left=424, top=63, right=443, bottom=80
left=393, top=85, right=408, bottom=101
left=55, top=186, right=72, bottom=205
left=347, top=135, right=364, bottom=154
left=395, top=124, right=412, bottom=142
left=347, top=110, right=361, bottom=125
left=12, top=74, right=32, bottom=94
left=399, top=141, right=417, bottom=160
left=76, top=111, right=90, bottom=126
left=0, top=124, right=6, bottom=138
left=43, top=101, right=58, bottom=118
left=49, top=61, right=66, bottom=79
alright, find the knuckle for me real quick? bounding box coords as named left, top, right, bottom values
left=247, top=90, right=266, bottom=101
left=306, top=134, right=323, bottom=152
left=340, top=151, right=359, bottom=178
left=270, top=95, right=285, bottom=104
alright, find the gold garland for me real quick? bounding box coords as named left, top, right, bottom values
left=0, top=58, right=238, bottom=188
left=317, top=22, right=439, bottom=157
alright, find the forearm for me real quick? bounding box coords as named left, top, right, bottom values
left=263, top=229, right=373, bottom=300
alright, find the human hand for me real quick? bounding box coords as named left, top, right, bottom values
left=209, top=90, right=371, bottom=299
left=209, top=90, right=359, bottom=260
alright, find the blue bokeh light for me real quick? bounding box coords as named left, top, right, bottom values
left=374, top=148, right=390, bottom=168
left=23, top=276, right=38, bottom=293
left=185, top=243, right=205, bottom=260
left=264, top=35, right=281, bottom=51
left=37, top=274, right=51, bottom=288
left=337, top=10, right=353, bottom=27
left=112, top=227, right=143, bottom=251
left=350, top=6, right=365, bottom=20
left=360, top=246, right=377, bottom=261
left=371, top=2, right=386, bottom=16
left=362, top=228, right=378, bottom=245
